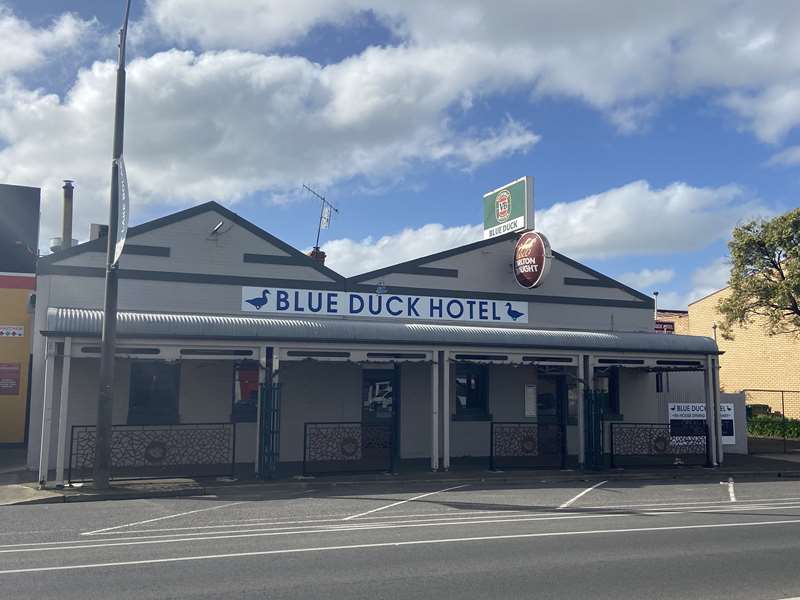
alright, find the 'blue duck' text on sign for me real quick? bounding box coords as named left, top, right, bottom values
left=241, top=287, right=528, bottom=324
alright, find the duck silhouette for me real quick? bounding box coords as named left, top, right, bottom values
left=245, top=289, right=271, bottom=310
left=506, top=303, right=525, bottom=321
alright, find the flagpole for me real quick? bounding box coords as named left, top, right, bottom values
left=93, top=0, right=132, bottom=489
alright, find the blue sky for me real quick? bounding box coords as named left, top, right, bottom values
left=1, top=1, right=799, bottom=308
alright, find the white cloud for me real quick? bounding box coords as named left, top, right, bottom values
left=320, top=182, right=756, bottom=278
left=724, top=85, right=800, bottom=144
left=0, top=7, right=93, bottom=76
left=427, top=118, right=540, bottom=169
left=689, top=257, right=731, bottom=301
left=146, top=0, right=357, bottom=51
left=536, top=180, right=765, bottom=260
left=321, top=223, right=482, bottom=276
left=618, top=268, right=674, bottom=291
left=655, top=257, right=731, bottom=310
left=768, top=145, right=800, bottom=166
left=146, top=0, right=800, bottom=139
left=0, top=47, right=539, bottom=247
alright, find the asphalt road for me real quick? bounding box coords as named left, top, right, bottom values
left=3, top=476, right=800, bottom=599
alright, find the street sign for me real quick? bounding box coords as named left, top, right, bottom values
left=483, top=176, right=533, bottom=239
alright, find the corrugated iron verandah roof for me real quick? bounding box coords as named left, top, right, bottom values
left=44, top=307, right=719, bottom=355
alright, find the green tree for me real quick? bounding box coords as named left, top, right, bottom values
left=718, top=208, right=800, bottom=339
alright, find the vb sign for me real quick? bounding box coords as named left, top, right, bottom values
left=483, top=176, right=533, bottom=239
left=513, top=231, right=551, bottom=288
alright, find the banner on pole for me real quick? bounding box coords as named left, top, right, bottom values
left=320, top=205, right=332, bottom=230
left=113, top=156, right=129, bottom=266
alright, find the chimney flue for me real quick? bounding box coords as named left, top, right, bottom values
left=61, top=180, right=74, bottom=251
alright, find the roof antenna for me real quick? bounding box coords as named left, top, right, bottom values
left=302, top=184, right=339, bottom=254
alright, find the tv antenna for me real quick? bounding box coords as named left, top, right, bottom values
left=302, top=184, right=339, bottom=252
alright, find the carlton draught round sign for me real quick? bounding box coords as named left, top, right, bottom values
left=513, top=231, right=551, bottom=288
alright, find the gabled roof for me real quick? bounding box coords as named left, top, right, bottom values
left=39, top=201, right=345, bottom=282
left=347, top=232, right=652, bottom=304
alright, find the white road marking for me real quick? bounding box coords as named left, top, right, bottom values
left=578, top=495, right=800, bottom=511
left=7, top=496, right=800, bottom=551
left=95, top=509, right=524, bottom=534
left=82, top=501, right=247, bottom=536
left=342, top=484, right=469, bottom=520
left=88, top=495, right=800, bottom=534
left=8, top=500, right=800, bottom=555
left=558, top=481, right=608, bottom=509
left=728, top=477, right=737, bottom=502
left=4, top=517, right=800, bottom=575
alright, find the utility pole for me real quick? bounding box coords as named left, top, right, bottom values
left=94, top=0, right=132, bottom=489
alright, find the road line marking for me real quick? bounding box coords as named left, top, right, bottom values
left=216, top=508, right=517, bottom=525
left=342, top=485, right=469, bottom=521
left=558, top=481, right=607, bottom=509
left=4, top=517, right=800, bottom=575
left=9, top=497, right=800, bottom=551
left=578, top=495, right=800, bottom=511
left=13, top=501, right=800, bottom=555
left=91, top=509, right=525, bottom=535
left=81, top=502, right=247, bottom=536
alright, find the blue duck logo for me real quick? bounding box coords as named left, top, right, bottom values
left=505, top=302, right=525, bottom=321
left=245, top=289, right=270, bottom=310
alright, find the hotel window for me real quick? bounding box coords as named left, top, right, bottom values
left=232, top=361, right=259, bottom=422
left=128, top=361, right=180, bottom=425
left=454, top=364, right=490, bottom=420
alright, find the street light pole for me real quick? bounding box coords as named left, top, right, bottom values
left=93, top=0, right=132, bottom=489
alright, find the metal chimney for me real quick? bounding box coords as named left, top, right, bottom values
left=61, top=180, right=74, bottom=251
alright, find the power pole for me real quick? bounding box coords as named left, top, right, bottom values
left=94, top=0, right=132, bottom=489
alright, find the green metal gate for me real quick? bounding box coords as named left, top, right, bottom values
left=584, top=389, right=606, bottom=469
left=259, top=382, right=281, bottom=479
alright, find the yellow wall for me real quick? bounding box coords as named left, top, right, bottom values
left=686, top=288, right=800, bottom=417
left=0, top=288, right=32, bottom=444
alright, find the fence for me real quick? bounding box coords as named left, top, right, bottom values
left=610, top=422, right=709, bottom=468
left=490, top=422, right=565, bottom=470
left=68, top=422, right=236, bottom=483
left=745, top=389, right=800, bottom=454
left=303, top=422, right=393, bottom=475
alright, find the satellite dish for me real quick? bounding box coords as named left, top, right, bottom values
left=211, top=220, right=224, bottom=235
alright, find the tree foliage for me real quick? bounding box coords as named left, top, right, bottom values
left=717, top=208, right=800, bottom=339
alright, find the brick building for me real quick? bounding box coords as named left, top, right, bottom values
left=658, top=288, right=800, bottom=417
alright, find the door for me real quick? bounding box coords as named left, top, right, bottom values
left=361, top=368, right=398, bottom=471
left=535, top=371, right=567, bottom=466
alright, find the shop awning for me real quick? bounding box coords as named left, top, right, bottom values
left=43, top=307, right=718, bottom=355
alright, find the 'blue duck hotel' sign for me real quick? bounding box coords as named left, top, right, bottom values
left=242, top=287, right=528, bottom=324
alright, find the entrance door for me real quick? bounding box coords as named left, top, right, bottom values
left=535, top=369, right=567, bottom=466
left=361, top=368, right=397, bottom=471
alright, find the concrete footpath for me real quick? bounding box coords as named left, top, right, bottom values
left=4, top=453, right=800, bottom=506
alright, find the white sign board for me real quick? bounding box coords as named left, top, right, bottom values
left=720, top=403, right=735, bottom=445
left=241, top=287, right=529, bottom=324
left=524, top=385, right=537, bottom=418
left=668, top=402, right=735, bottom=446
left=668, top=402, right=706, bottom=445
